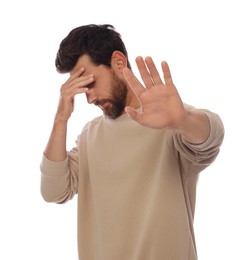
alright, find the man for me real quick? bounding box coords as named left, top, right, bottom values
left=40, top=24, right=224, bottom=260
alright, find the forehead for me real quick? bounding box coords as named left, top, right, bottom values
left=70, top=54, right=95, bottom=75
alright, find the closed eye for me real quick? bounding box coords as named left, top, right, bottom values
left=86, top=82, right=95, bottom=89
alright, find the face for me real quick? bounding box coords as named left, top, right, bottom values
left=71, top=54, right=128, bottom=119
left=95, top=72, right=128, bottom=119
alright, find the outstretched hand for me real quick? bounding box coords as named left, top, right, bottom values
left=123, top=56, right=186, bottom=129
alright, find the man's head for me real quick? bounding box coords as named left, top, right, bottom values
left=56, top=24, right=137, bottom=119
left=55, top=24, right=131, bottom=73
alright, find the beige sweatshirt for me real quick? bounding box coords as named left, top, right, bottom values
left=40, top=108, right=224, bottom=260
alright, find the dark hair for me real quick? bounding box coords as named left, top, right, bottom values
left=55, top=24, right=131, bottom=73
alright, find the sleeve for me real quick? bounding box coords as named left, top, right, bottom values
left=40, top=142, right=79, bottom=204
left=173, top=108, right=225, bottom=169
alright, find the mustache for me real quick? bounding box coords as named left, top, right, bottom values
left=94, top=99, right=113, bottom=106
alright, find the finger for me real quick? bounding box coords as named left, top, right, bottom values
left=135, top=56, right=155, bottom=88
left=123, top=68, right=145, bottom=97
left=75, top=74, right=95, bottom=89
left=65, top=67, right=85, bottom=84
left=61, top=74, right=94, bottom=97
left=125, top=106, right=142, bottom=123
left=145, top=57, right=164, bottom=86
left=67, top=73, right=94, bottom=89
left=161, top=61, right=174, bottom=85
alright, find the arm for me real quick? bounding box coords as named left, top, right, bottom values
left=123, top=56, right=210, bottom=144
left=173, top=109, right=210, bottom=144
left=41, top=68, right=94, bottom=203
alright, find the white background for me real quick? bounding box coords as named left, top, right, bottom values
left=0, top=0, right=249, bottom=259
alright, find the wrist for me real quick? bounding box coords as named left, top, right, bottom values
left=173, top=111, right=210, bottom=144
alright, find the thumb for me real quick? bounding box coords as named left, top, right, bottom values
left=125, top=106, right=139, bottom=121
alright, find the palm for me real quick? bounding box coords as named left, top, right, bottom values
left=123, top=57, right=185, bottom=129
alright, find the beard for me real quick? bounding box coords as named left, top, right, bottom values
left=96, top=72, right=128, bottom=119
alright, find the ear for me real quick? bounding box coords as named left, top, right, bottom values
left=111, top=51, right=127, bottom=73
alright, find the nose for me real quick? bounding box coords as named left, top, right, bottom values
left=86, top=89, right=97, bottom=104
